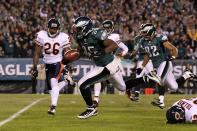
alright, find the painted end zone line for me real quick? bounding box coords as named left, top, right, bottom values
left=0, top=98, right=45, bottom=127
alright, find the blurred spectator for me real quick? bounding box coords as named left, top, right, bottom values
left=0, top=0, right=196, bottom=59
left=177, top=44, right=186, bottom=59
left=0, top=45, right=5, bottom=57
left=4, top=36, right=14, bottom=57
left=36, top=64, right=46, bottom=94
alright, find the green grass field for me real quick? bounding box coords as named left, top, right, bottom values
left=0, top=94, right=196, bottom=131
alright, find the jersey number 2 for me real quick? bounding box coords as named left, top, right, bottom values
left=44, top=43, right=60, bottom=55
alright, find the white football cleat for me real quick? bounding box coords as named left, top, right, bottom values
left=144, top=71, right=163, bottom=86
left=182, top=70, right=196, bottom=80
left=48, top=106, right=56, bottom=115
left=77, top=107, right=98, bottom=119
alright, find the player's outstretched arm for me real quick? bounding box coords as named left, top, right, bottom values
left=103, top=39, right=118, bottom=53
left=163, top=41, right=178, bottom=59
left=33, top=44, right=42, bottom=69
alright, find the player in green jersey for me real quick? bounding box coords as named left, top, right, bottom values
left=126, top=23, right=196, bottom=109
left=72, top=17, right=126, bottom=119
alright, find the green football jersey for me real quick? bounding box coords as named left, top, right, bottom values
left=140, top=34, right=168, bottom=68
left=134, top=35, right=145, bottom=61
left=76, top=28, right=114, bottom=67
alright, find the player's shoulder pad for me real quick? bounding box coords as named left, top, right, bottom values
left=92, top=28, right=108, bottom=40
left=135, top=35, right=142, bottom=42
left=108, top=33, right=119, bottom=39
left=36, top=30, right=47, bottom=37
left=59, top=32, right=69, bottom=39
left=156, top=33, right=168, bottom=41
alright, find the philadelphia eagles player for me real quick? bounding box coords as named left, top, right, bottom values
left=72, top=17, right=126, bottom=119
left=93, top=20, right=129, bottom=107
left=128, top=23, right=196, bottom=109
left=126, top=32, right=153, bottom=101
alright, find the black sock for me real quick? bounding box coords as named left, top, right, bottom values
left=158, top=85, right=165, bottom=96
left=176, top=77, right=185, bottom=87
left=80, top=87, right=93, bottom=107
left=126, top=77, right=144, bottom=90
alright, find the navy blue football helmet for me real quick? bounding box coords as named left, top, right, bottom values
left=166, top=105, right=185, bottom=124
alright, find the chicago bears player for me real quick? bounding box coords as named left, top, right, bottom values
left=72, top=16, right=126, bottom=119
left=166, top=97, right=197, bottom=124
left=93, top=20, right=129, bottom=107
left=32, top=18, right=73, bottom=115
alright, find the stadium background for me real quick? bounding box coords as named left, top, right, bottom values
left=0, top=0, right=197, bottom=94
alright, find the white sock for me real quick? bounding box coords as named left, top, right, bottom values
left=94, top=96, right=99, bottom=103
left=94, top=83, right=101, bottom=97
left=51, top=86, right=59, bottom=106
left=50, top=78, right=60, bottom=106
left=159, top=95, right=164, bottom=103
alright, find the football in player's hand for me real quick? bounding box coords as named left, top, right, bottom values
left=64, top=49, right=80, bottom=62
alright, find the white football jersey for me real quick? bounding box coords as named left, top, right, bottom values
left=172, top=97, right=197, bottom=123
left=108, top=33, right=128, bottom=55
left=35, top=30, right=70, bottom=64
left=108, top=33, right=121, bottom=43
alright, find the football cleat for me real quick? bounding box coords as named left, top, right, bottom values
left=77, top=107, right=98, bottom=119
left=144, top=71, right=163, bottom=86
left=48, top=106, right=56, bottom=115
left=182, top=69, right=197, bottom=80
left=151, top=99, right=165, bottom=109
left=126, top=89, right=132, bottom=98
left=93, top=100, right=99, bottom=108
left=129, top=91, right=140, bottom=102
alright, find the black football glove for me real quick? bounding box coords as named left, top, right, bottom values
left=31, top=68, right=38, bottom=78
left=167, top=56, right=176, bottom=61
left=136, top=66, right=143, bottom=75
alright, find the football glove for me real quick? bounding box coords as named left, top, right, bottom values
left=119, top=50, right=127, bottom=56
left=136, top=66, right=144, bottom=75
left=31, top=68, right=38, bottom=78
left=167, top=56, right=176, bottom=61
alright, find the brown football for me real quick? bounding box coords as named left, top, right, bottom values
left=64, top=49, right=80, bottom=62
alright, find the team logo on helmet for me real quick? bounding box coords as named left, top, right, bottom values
left=139, top=23, right=156, bottom=40
left=166, top=105, right=185, bottom=124
left=72, top=17, right=93, bottom=39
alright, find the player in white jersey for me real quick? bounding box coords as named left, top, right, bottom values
left=93, top=20, right=128, bottom=107
left=166, top=97, right=197, bottom=124
left=32, top=18, right=74, bottom=115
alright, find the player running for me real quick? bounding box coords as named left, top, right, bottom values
left=93, top=20, right=129, bottom=107
left=32, top=18, right=74, bottom=115
left=72, top=16, right=126, bottom=119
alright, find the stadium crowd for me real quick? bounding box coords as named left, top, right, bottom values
left=0, top=0, right=197, bottom=59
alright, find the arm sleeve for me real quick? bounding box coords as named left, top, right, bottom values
left=34, top=32, right=44, bottom=46
left=118, top=42, right=128, bottom=53
left=62, top=34, right=71, bottom=48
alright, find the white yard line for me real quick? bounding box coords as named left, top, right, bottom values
left=0, top=98, right=45, bottom=127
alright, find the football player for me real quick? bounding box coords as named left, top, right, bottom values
left=93, top=20, right=129, bottom=107
left=166, top=97, right=197, bottom=124
left=127, top=23, right=195, bottom=109
left=72, top=17, right=126, bottom=119
left=125, top=30, right=154, bottom=101
left=32, top=18, right=74, bottom=115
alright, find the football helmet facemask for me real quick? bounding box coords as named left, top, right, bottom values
left=72, top=17, right=93, bottom=39
left=102, top=20, right=114, bottom=35
left=166, top=105, right=185, bottom=124
left=47, top=18, right=60, bottom=38
left=139, top=23, right=156, bottom=40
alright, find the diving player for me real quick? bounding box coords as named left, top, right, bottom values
left=166, top=97, right=197, bottom=124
